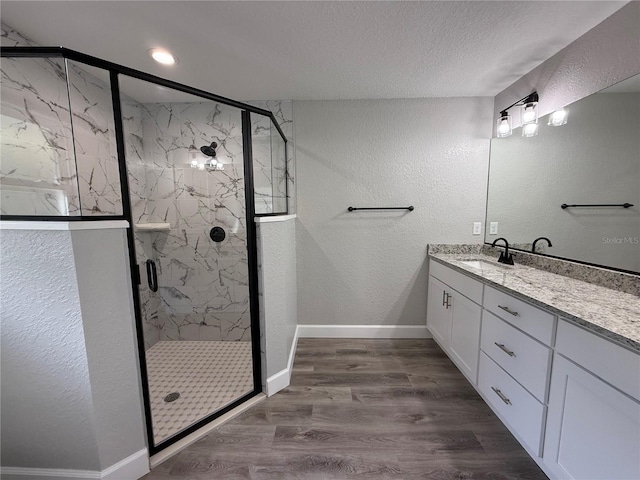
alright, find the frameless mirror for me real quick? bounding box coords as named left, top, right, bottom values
left=486, top=73, right=640, bottom=274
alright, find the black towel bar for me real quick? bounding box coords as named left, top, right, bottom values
left=348, top=206, right=414, bottom=212
left=561, top=203, right=633, bottom=209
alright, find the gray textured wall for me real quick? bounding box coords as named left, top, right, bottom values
left=71, top=229, right=147, bottom=469
left=493, top=1, right=640, bottom=133
left=1, top=229, right=101, bottom=469
left=257, top=218, right=298, bottom=379
left=0, top=226, right=147, bottom=471
left=294, top=97, right=493, bottom=327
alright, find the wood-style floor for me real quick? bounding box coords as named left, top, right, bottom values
left=143, top=338, right=548, bottom=479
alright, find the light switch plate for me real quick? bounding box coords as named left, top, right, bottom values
left=473, top=222, right=482, bottom=235
left=490, top=222, right=498, bottom=235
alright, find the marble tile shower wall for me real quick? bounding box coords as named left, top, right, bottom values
left=121, top=96, right=162, bottom=348
left=67, top=63, right=122, bottom=216
left=252, top=113, right=276, bottom=213
left=1, top=24, right=123, bottom=216
left=135, top=101, right=295, bottom=348
left=0, top=56, right=81, bottom=215
left=139, top=102, right=252, bottom=346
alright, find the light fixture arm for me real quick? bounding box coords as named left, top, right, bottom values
left=500, top=91, right=539, bottom=116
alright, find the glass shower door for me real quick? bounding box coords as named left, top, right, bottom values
left=118, top=75, right=257, bottom=448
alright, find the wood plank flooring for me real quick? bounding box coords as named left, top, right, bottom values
left=143, top=339, right=548, bottom=479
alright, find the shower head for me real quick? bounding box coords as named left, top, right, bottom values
left=200, top=141, right=217, bottom=158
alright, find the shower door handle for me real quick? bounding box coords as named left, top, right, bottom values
left=146, top=259, right=158, bottom=292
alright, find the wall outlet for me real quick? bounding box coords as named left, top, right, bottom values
left=489, top=222, right=499, bottom=235
left=473, top=222, right=482, bottom=235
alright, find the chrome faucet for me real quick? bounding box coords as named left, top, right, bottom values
left=532, top=237, right=552, bottom=253
left=492, top=238, right=514, bottom=265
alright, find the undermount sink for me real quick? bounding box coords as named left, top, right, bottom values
left=460, top=259, right=510, bottom=271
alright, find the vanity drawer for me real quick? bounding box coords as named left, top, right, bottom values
left=478, top=352, right=545, bottom=456
left=483, top=286, right=554, bottom=345
left=429, top=259, right=483, bottom=304
left=556, top=319, right=640, bottom=401
left=481, top=312, right=551, bottom=402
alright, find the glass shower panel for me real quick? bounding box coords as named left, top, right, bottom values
left=270, top=118, right=287, bottom=213
left=66, top=61, right=122, bottom=216
left=252, top=113, right=274, bottom=214
left=118, top=75, right=254, bottom=447
left=0, top=57, right=80, bottom=215
left=252, top=113, right=287, bottom=214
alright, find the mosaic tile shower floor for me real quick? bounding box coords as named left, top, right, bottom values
left=146, top=340, right=254, bottom=444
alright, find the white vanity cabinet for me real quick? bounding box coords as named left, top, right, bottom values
left=427, top=260, right=483, bottom=384
left=426, top=258, right=640, bottom=480
left=543, top=320, right=640, bottom=480
left=426, top=276, right=452, bottom=348
left=478, top=288, right=553, bottom=458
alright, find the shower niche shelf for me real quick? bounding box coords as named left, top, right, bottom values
left=135, top=223, right=171, bottom=232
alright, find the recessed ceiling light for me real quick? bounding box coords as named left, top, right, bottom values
left=148, top=48, right=178, bottom=65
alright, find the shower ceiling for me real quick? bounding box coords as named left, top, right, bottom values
left=0, top=1, right=626, bottom=101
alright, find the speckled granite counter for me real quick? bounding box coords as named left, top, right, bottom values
left=429, top=252, right=640, bottom=353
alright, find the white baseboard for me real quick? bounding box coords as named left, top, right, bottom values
left=101, top=449, right=149, bottom=480
left=265, top=325, right=299, bottom=397
left=297, top=324, right=431, bottom=339
left=1, top=448, right=149, bottom=480
left=265, top=368, right=290, bottom=396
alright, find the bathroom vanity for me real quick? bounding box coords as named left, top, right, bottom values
left=426, top=248, right=640, bottom=480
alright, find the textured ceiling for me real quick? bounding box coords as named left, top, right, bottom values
left=1, top=1, right=627, bottom=101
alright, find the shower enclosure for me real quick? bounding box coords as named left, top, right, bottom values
left=0, top=46, right=288, bottom=453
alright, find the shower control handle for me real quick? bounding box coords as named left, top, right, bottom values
left=210, top=226, right=226, bottom=243
left=146, top=259, right=158, bottom=292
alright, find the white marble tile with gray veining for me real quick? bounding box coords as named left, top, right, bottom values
left=67, top=62, right=122, bottom=215
left=1, top=23, right=37, bottom=47
left=428, top=249, right=640, bottom=352
left=1, top=56, right=81, bottom=215
left=135, top=100, right=254, bottom=344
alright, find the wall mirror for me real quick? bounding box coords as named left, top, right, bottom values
left=486, top=73, right=640, bottom=274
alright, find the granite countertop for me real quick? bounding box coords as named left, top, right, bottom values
left=429, top=252, right=640, bottom=353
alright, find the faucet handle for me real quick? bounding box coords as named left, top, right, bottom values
left=499, top=252, right=515, bottom=265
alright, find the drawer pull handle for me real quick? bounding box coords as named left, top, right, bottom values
left=442, top=290, right=446, bottom=306
left=494, top=342, right=516, bottom=357
left=491, top=387, right=512, bottom=405
left=498, top=305, right=519, bottom=316
left=445, top=293, right=451, bottom=309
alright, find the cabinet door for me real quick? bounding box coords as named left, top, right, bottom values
left=544, top=355, right=640, bottom=480
left=427, top=276, right=450, bottom=349
left=449, top=291, right=482, bottom=384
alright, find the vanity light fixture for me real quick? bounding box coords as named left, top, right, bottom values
left=522, top=122, right=539, bottom=137
left=548, top=108, right=568, bottom=126
left=497, top=111, right=513, bottom=137
left=497, top=91, right=539, bottom=138
left=149, top=48, right=178, bottom=65
left=521, top=93, right=539, bottom=125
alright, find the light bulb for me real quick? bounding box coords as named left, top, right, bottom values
left=522, top=122, right=539, bottom=137
left=497, top=113, right=512, bottom=138
left=548, top=109, right=568, bottom=126
left=149, top=48, right=178, bottom=65
left=190, top=159, right=198, bottom=168
left=522, top=103, right=537, bottom=124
